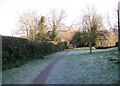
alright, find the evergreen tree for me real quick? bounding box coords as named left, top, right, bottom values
left=35, top=16, right=46, bottom=41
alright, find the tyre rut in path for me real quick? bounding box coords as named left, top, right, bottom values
left=32, top=50, right=70, bottom=84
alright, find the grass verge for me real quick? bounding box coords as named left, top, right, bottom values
left=2, top=51, right=66, bottom=84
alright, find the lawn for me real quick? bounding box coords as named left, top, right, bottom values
left=44, top=47, right=119, bottom=84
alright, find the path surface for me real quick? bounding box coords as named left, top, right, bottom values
left=32, top=49, right=118, bottom=84
left=32, top=50, right=70, bottom=84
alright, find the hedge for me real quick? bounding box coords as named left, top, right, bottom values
left=2, top=36, right=67, bottom=70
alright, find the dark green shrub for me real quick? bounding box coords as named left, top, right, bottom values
left=2, top=36, right=67, bottom=70
left=57, top=42, right=67, bottom=51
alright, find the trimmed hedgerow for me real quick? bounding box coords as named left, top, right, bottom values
left=2, top=36, right=67, bottom=70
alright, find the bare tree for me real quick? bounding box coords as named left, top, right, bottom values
left=16, top=10, right=39, bottom=40
left=48, top=9, right=72, bottom=41
left=106, top=15, right=118, bottom=45
left=106, top=14, right=118, bottom=33
left=80, top=7, right=105, bottom=53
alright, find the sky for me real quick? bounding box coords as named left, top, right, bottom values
left=0, top=0, right=119, bottom=36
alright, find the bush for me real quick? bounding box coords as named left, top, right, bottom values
left=2, top=36, right=67, bottom=70
left=2, top=36, right=32, bottom=70
left=95, top=46, right=114, bottom=49
left=115, top=41, right=118, bottom=47
left=57, top=42, right=67, bottom=51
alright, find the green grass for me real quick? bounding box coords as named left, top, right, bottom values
left=72, top=47, right=118, bottom=65
left=73, top=47, right=96, bottom=50
left=92, top=48, right=118, bottom=63
left=69, top=48, right=119, bottom=84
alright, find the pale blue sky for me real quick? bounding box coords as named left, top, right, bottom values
left=0, top=0, right=119, bottom=36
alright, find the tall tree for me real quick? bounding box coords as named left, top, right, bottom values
left=118, top=4, right=120, bottom=52
left=118, top=2, right=120, bottom=61
left=48, top=9, right=67, bottom=41
left=35, top=16, right=46, bottom=41
left=106, top=15, right=118, bottom=43
left=16, top=10, right=39, bottom=40
left=116, top=1, right=120, bottom=62
left=80, top=8, right=105, bottom=53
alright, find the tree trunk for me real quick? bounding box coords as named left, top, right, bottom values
left=118, top=9, right=120, bottom=62
left=90, top=41, right=92, bottom=53
left=26, top=29, right=29, bottom=40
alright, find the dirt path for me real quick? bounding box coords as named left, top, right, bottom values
left=32, top=50, right=70, bottom=84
